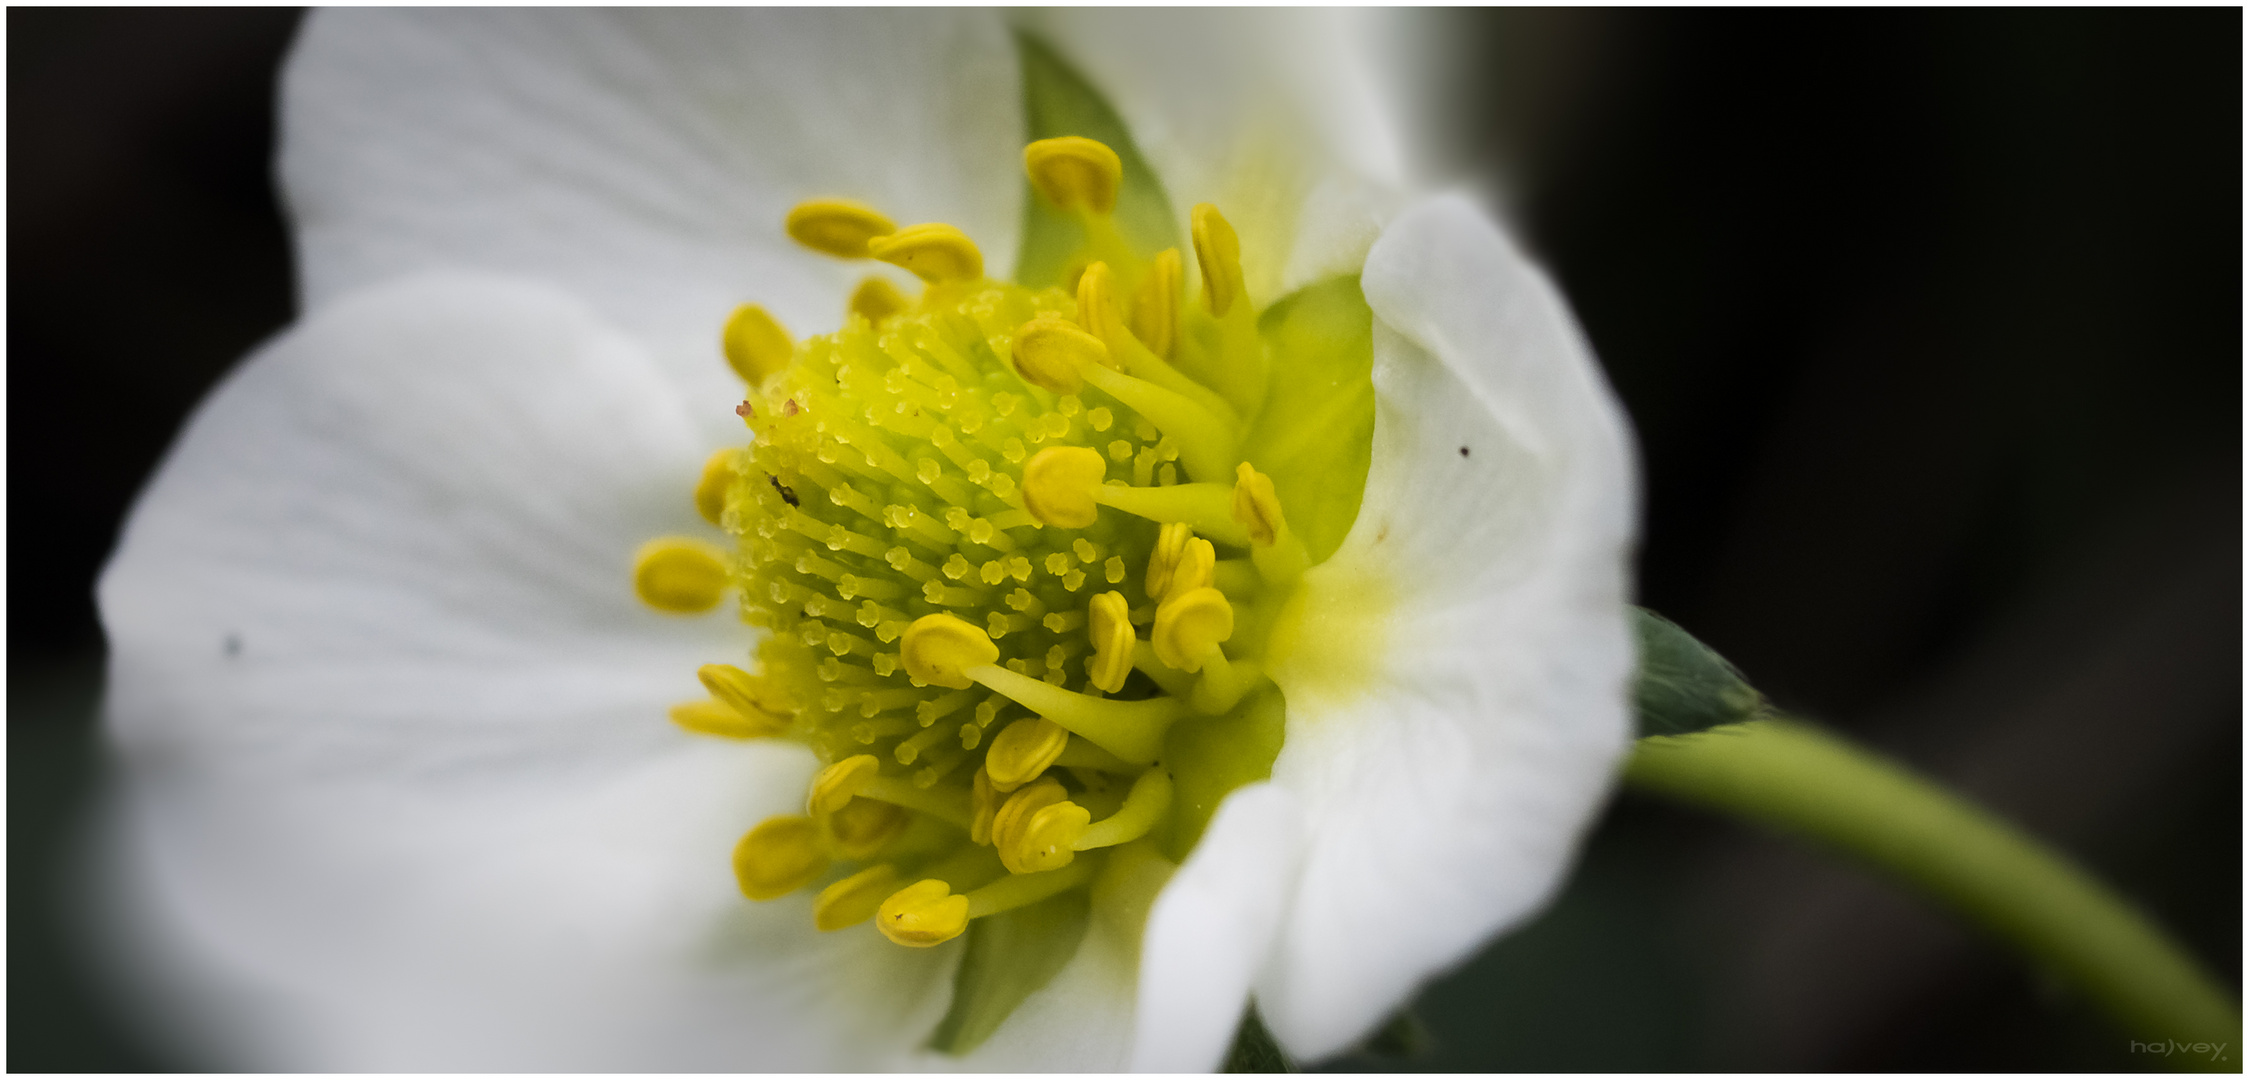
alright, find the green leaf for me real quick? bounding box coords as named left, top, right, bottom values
left=1222, top=1005, right=1297, bottom=1073
left=1632, top=607, right=1768, bottom=738
left=925, top=889, right=1091, bottom=1055
left=1241, top=276, right=1376, bottom=564
left=1012, top=32, right=1179, bottom=289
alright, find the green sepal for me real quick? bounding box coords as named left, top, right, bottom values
left=1160, top=681, right=1287, bottom=862
left=925, top=889, right=1092, bottom=1055
left=1011, top=32, right=1179, bottom=289
left=1631, top=607, right=1769, bottom=738
left=1242, top=276, right=1377, bottom=565
left=1222, top=1005, right=1296, bottom=1073
left=1357, top=1007, right=1433, bottom=1059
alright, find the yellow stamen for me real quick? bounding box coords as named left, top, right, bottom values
left=876, top=878, right=970, bottom=947
left=1067, top=358, right=1240, bottom=482
left=963, top=663, right=1188, bottom=764
left=633, top=537, right=729, bottom=613
left=1023, top=136, right=1122, bottom=215
left=990, top=777, right=1090, bottom=875
left=900, top=613, right=1000, bottom=689
left=1131, top=248, right=1181, bottom=358
left=722, top=303, right=795, bottom=385
left=1075, top=262, right=1127, bottom=347
left=694, top=449, right=735, bottom=525
left=1010, top=315, right=1113, bottom=394
left=1191, top=203, right=1245, bottom=317
left=669, top=697, right=786, bottom=739
left=829, top=796, right=911, bottom=859
left=1231, top=461, right=1286, bottom=547
left=1145, top=523, right=1192, bottom=599
left=984, top=716, right=1070, bottom=792
left=786, top=198, right=897, bottom=259
left=1020, top=445, right=1108, bottom=528
left=971, top=767, right=1001, bottom=845
left=965, top=853, right=1101, bottom=918
left=1093, top=483, right=1252, bottom=549
left=697, top=664, right=792, bottom=728
left=848, top=275, right=909, bottom=325
left=808, top=753, right=881, bottom=816
left=733, top=815, right=829, bottom=900
left=1164, top=537, right=1217, bottom=603
left=814, top=864, right=900, bottom=931
left=869, top=223, right=983, bottom=284
left=1153, top=586, right=1234, bottom=673
left=1086, top=591, right=1135, bottom=693
left=1075, top=767, right=1172, bottom=850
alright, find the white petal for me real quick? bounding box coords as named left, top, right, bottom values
left=1130, top=784, right=1307, bottom=1072
left=281, top=9, right=1022, bottom=430
left=1020, top=9, right=1408, bottom=300
left=1258, top=195, right=1639, bottom=1059
left=98, top=273, right=955, bottom=1068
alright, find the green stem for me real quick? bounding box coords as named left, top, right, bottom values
left=1625, top=719, right=2239, bottom=1063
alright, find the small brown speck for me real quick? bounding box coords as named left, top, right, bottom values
left=1459, top=446, right=1470, bottom=458
left=736, top=401, right=754, bottom=419
left=768, top=474, right=799, bottom=507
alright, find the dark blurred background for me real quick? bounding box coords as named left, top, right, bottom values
left=9, top=8, right=2238, bottom=1071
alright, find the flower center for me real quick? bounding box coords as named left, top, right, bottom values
left=636, top=135, right=1332, bottom=1008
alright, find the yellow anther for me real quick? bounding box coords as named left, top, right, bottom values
left=1132, top=247, right=1182, bottom=358
left=1152, top=586, right=1235, bottom=673
left=1144, top=521, right=1193, bottom=599
left=1023, top=136, right=1122, bottom=215
left=698, top=663, right=791, bottom=729
left=669, top=697, right=787, bottom=739
left=1191, top=203, right=1245, bottom=317
left=814, top=864, right=900, bottom=931
left=733, top=815, right=829, bottom=900
left=869, top=223, right=983, bottom=284
left=694, top=449, right=735, bottom=525
left=848, top=275, right=909, bottom=325
left=829, top=796, right=910, bottom=860
left=877, top=879, right=970, bottom=947
left=990, top=777, right=1089, bottom=874
left=722, top=303, right=795, bottom=385
left=1076, top=261, right=1127, bottom=347
left=900, top=613, right=998, bottom=689
left=984, top=717, right=1070, bottom=793
left=808, top=753, right=881, bottom=816
left=1010, top=316, right=1110, bottom=394
left=785, top=198, right=897, bottom=259
left=1021, top=445, right=1108, bottom=529
left=1231, top=461, right=1287, bottom=547
left=633, top=537, right=729, bottom=613
left=1087, top=591, right=1135, bottom=694
left=1164, top=537, right=1217, bottom=603
left=971, top=767, right=1002, bottom=846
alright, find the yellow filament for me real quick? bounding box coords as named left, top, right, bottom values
left=633, top=537, right=729, bottom=613
left=1068, top=360, right=1240, bottom=482
left=669, top=698, right=786, bottom=739
left=697, top=664, right=792, bottom=729
left=869, top=223, right=983, bottom=283
left=808, top=753, right=880, bottom=816
left=1145, top=522, right=1192, bottom=599
left=828, top=796, right=911, bottom=860
left=722, top=303, right=795, bottom=385
left=1191, top=203, right=1245, bottom=317
left=733, top=815, right=829, bottom=900
left=814, top=864, right=900, bottom=931
left=1075, top=767, right=1172, bottom=850
left=971, top=767, right=1001, bottom=845
left=1086, top=591, right=1135, bottom=693
left=1132, top=248, right=1181, bottom=358
left=786, top=198, right=898, bottom=258
left=984, top=716, right=1070, bottom=792
left=1010, top=315, right=1112, bottom=394
left=695, top=449, right=735, bottom=525
left=1076, top=261, right=1127, bottom=347
left=1092, top=482, right=1253, bottom=548
left=1023, top=136, right=1122, bottom=215
left=965, top=854, right=1101, bottom=918
left=965, top=663, right=1188, bottom=765
left=1153, top=586, right=1234, bottom=673
left=876, top=878, right=970, bottom=946
left=900, top=613, right=999, bottom=689
left=1231, top=461, right=1287, bottom=547
left=849, top=276, right=909, bottom=324
left=1020, top=445, right=1108, bottom=528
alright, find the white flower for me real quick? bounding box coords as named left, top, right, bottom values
left=97, top=10, right=1638, bottom=1072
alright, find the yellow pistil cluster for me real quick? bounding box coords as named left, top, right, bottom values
left=636, top=135, right=1310, bottom=951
